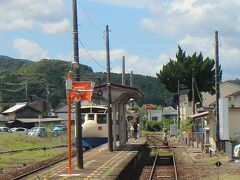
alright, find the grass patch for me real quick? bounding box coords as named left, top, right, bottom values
left=141, top=130, right=163, bottom=136
left=0, top=133, right=70, bottom=170
left=0, top=133, right=68, bottom=151
left=0, top=148, right=67, bottom=169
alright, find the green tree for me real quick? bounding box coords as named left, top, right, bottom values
left=156, top=46, right=222, bottom=103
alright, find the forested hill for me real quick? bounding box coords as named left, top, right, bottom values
left=0, top=55, right=32, bottom=72
left=0, top=56, right=172, bottom=108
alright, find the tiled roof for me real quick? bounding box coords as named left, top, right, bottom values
left=225, top=91, right=240, bottom=98
left=17, top=117, right=64, bottom=123
left=2, top=102, right=28, bottom=114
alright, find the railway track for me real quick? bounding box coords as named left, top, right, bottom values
left=1, top=147, right=88, bottom=180
left=141, top=135, right=178, bottom=180
left=0, top=143, right=75, bottom=154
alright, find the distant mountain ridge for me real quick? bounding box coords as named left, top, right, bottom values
left=0, top=55, right=32, bottom=72
left=0, top=55, right=171, bottom=108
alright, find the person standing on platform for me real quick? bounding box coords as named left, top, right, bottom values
left=133, top=121, right=138, bottom=140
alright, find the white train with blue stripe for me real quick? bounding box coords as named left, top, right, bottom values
left=82, top=105, right=108, bottom=147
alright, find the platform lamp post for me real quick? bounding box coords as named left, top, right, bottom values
left=66, top=72, right=73, bottom=175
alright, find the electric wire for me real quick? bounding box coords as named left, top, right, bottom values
left=73, top=0, right=107, bottom=71
left=78, top=39, right=107, bottom=70
left=77, top=0, right=103, bottom=34
left=2, top=87, right=25, bottom=92
left=2, top=82, right=26, bottom=86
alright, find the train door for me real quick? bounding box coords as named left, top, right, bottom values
left=96, top=114, right=108, bottom=136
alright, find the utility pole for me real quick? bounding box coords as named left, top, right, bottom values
left=25, top=83, right=28, bottom=99
left=106, top=25, right=113, bottom=152
left=46, top=84, right=49, bottom=102
left=130, top=71, right=134, bottom=109
left=122, top=56, right=125, bottom=85
left=192, top=68, right=195, bottom=114
left=72, top=0, right=83, bottom=169
left=0, top=82, right=2, bottom=102
left=177, top=80, right=180, bottom=129
left=130, top=70, right=133, bottom=86
left=215, top=31, right=220, bottom=150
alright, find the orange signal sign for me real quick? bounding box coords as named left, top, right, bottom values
left=70, top=81, right=93, bottom=102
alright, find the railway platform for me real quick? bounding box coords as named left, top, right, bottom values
left=25, top=137, right=147, bottom=179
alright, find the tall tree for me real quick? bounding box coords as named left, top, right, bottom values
left=156, top=46, right=221, bottom=104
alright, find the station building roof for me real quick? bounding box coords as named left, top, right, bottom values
left=93, top=82, right=144, bottom=104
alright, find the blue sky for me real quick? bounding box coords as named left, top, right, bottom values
left=0, top=0, right=240, bottom=80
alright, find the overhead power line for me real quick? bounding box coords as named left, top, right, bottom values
left=79, top=39, right=106, bottom=70
left=77, top=1, right=103, bottom=34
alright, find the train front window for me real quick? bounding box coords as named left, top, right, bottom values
left=81, top=115, right=85, bottom=124
left=97, top=114, right=107, bottom=124
left=88, top=114, right=94, bottom=121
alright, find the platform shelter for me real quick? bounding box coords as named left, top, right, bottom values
left=93, top=82, right=144, bottom=149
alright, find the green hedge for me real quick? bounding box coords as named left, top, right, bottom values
left=146, top=121, right=162, bottom=131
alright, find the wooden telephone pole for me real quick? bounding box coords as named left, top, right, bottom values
left=192, top=68, right=195, bottom=114
left=106, top=25, right=113, bottom=152
left=72, top=0, right=83, bottom=169
left=215, top=31, right=220, bottom=150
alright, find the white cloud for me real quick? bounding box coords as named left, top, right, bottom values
left=88, top=0, right=148, bottom=8
left=0, top=19, right=34, bottom=31
left=79, top=48, right=169, bottom=76
left=0, top=0, right=69, bottom=33
left=13, top=39, right=48, bottom=60
left=140, top=0, right=240, bottom=80
left=40, top=19, right=70, bottom=34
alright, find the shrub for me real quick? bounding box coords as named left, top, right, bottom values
left=162, top=118, right=174, bottom=130
left=146, top=120, right=162, bottom=131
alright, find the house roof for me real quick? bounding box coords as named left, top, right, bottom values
left=225, top=91, right=240, bottom=98
left=93, top=82, right=144, bottom=103
left=223, top=80, right=240, bottom=86
left=189, top=111, right=209, bottom=119
left=208, top=91, right=240, bottom=107
left=2, top=102, right=28, bottom=114
left=30, top=95, right=48, bottom=103
left=16, top=117, right=64, bottom=123
left=53, top=101, right=92, bottom=113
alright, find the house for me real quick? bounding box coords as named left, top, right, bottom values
left=28, top=95, right=50, bottom=115
left=147, top=107, right=177, bottom=121
left=2, top=102, right=41, bottom=128
left=52, top=101, right=92, bottom=124
left=0, top=114, right=8, bottom=127
left=179, top=81, right=240, bottom=151
left=179, top=94, right=192, bottom=121
left=1, top=96, right=60, bottom=128
left=200, top=81, right=240, bottom=150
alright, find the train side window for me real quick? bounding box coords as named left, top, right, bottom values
left=88, top=114, right=94, bottom=121
left=97, top=114, right=107, bottom=124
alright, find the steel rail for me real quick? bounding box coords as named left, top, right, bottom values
left=0, top=143, right=75, bottom=154
left=171, top=148, right=178, bottom=180
left=146, top=135, right=160, bottom=180
left=148, top=135, right=178, bottom=180
left=11, top=148, right=86, bottom=180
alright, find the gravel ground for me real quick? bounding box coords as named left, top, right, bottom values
left=138, top=135, right=240, bottom=180
left=170, top=138, right=240, bottom=180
